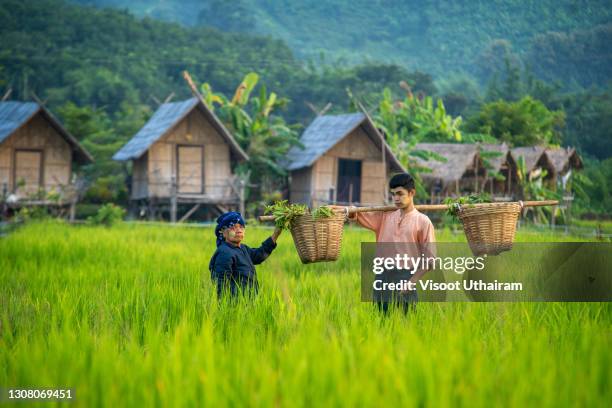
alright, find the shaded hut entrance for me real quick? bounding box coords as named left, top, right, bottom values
left=336, top=158, right=361, bottom=203
left=176, top=145, right=203, bottom=194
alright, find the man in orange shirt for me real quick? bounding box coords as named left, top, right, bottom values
left=334, top=173, right=436, bottom=313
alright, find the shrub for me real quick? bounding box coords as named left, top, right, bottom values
left=88, top=203, right=125, bottom=227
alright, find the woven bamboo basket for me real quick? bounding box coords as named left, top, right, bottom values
left=289, top=212, right=346, bottom=264
left=457, top=202, right=523, bottom=256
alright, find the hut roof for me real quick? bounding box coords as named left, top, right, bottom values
left=284, top=112, right=405, bottom=172
left=478, top=143, right=513, bottom=170
left=113, top=98, right=248, bottom=162
left=0, top=101, right=93, bottom=164
left=511, top=146, right=548, bottom=172
left=413, top=143, right=480, bottom=183
left=546, top=147, right=583, bottom=173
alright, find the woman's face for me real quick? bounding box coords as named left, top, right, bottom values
left=223, top=223, right=245, bottom=245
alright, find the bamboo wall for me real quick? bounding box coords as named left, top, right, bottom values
left=0, top=113, right=72, bottom=198
left=288, top=167, right=312, bottom=204
left=131, top=152, right=148, bottom=199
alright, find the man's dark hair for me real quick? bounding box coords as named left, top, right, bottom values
left=389, top=173, right=416, bottom=191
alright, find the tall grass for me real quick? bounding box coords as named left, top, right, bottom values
left=1, top=221, right=610, bottom=407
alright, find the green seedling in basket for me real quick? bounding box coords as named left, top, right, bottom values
left=444, top=193, right=492, bottom=220
left=264, top=200, right=335, bottom=230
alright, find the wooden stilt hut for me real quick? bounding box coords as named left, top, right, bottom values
left=545, top=146, right=583, bottom=189
left=0, top=101, right=93, bottom=216
left=284, top=112, right=405, bottom=206
left=113, top=97, right=248, bottom=221
left=414, top=143, right=487, bottom=201
left=478, top=143, right=518, bottom=199
left=511, top=146, right=556, bottom=186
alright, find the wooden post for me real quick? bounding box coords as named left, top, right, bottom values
left=568, top=196, right=573, bottom=224
left=596, top=224, right=602, bottom=241
left=239, top=178, right=245, bottom=217
left=474, top=156, right=479, bottom=193
left=148, top=198, right=156, bottom=221
left=306, top=101, right=332, bottom=116
left=1, top=182, right=7, bottom=220
left=1, top=88, right=12, bottom=101
left=69, top=197, right=76, bottom=223
left=179, top=203, right=201, bottom=223
left=170, top=176, right=177, bottom=223
left=381, top=145, right=387, bottom=204
left=508, top=170, right=513, bottom=199
left=163, top=92, right=175, bottom=104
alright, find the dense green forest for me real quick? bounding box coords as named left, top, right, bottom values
left=1, top=0, right=610, bottom=216
left=1, top=0, right=440, bottom=123
left=72, top=0, right=612, bottom=87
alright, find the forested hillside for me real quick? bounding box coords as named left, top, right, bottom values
left=72, top=0, right=612, bottom=87
left=2, top=0, right=610, bottom=215
left=1, top=0, right=435, bottom=123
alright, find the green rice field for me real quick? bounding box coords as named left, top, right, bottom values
left=1, top=221, right=610, bottom=407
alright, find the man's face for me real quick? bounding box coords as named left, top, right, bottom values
left=390, top=186, right=415, bottom=208
left=223, top=223, right=245, bottom=245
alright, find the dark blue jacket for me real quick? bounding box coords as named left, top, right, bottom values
left=209, top=237, right=277, bottom=297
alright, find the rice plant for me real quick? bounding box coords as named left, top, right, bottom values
left=0, top=221, right=609, bottom=407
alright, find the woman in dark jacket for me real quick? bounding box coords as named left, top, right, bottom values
left=209, top=211, right=282, bottom=299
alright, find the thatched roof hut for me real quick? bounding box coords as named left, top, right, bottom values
left=414, top=143, right=479, bottom=182
left=478, top=143, right=518, bottom=197
left=511, top=146, right=553, bottom=174
left=546, top=147, right=583, bottom=175
left=412, top=143, right=582, bottom=199
left=478, top=143, right=512, bottom=171
left=545, top=146, right=584, bottom=192
left=413, top=143, right=487, bottom=196
left=413, top=143, right=520, bottom=199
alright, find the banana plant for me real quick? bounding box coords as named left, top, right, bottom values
left=199, top=73, right=301, bottom=202
left=516, top=156, right=560, bottom=223
left=477, top=147, right=505, bottom=182
left=364, top=86, right=464, bottom=196
left=378, top=87, right=463, bottom=143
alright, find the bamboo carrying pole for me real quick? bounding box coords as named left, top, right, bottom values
left=258, top=200, right=558, bottom=222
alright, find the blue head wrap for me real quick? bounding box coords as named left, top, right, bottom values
left=214, top=211, right=246, bottom=247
